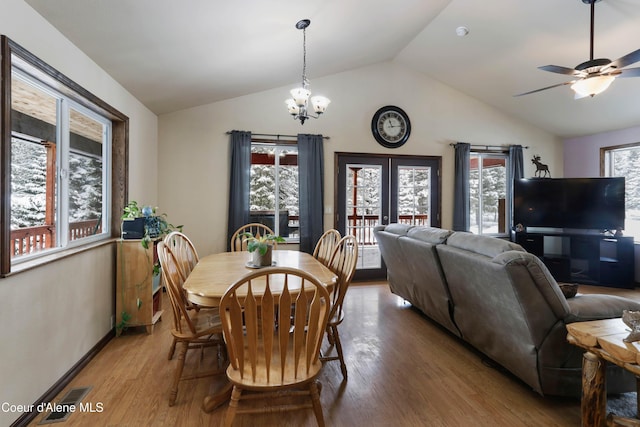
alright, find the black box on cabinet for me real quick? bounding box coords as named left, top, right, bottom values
left=121, top=217, right=145, bottom=239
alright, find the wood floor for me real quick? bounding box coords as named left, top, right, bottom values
left=28, top=282, right=640, bottom=427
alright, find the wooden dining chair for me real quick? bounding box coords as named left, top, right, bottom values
left=321, top=235, right=358, bottom=379
left=219, top=267, right=331, bottom=427
left=312, top=229, right=341, bottom=267
left=163, top=231, right=207, bottom=359
left=163, top=231, right=199, bottom=281
left=157, top=241, right=226, bottom=406
left=230, top=223, right=275, bottom=252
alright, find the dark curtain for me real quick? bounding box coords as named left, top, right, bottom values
left=226, top=130, right=251, bottom=251
left=297, top=134, right=324, bottom=253
left=508, top=145, right=524, bottom=231
left=453, top=142, right=470, bottom=231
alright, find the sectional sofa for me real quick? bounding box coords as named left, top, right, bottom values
left=374, top=223, right=640, bottom=397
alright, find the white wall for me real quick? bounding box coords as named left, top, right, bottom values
left=564, top=125, right=640, bottom=177
left=0, top=2, right=158, bottom=425
left=159, top=61, right=561, bottom=257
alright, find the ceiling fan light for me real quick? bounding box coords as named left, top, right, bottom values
left=571, top=75, right=616, bottom=97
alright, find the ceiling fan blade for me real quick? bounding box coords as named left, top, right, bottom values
left=615, top=67, right=640, bottom=78
left=606, top=49, right=640, bottom=70
left=514, top=81, right=574, bottom=97
left=538, top=65, right=581, bottom=76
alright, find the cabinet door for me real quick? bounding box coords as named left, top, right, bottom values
left=516, top=234, right=543, bottom=255
left=116, top=240, right=156, bottom=331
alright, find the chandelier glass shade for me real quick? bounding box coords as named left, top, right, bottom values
left=571, top=75, right=616, bottom=97
left=286, top=19, right=330, bottom=125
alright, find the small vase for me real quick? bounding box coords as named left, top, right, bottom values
left=252, top=244, right=273, bottom=267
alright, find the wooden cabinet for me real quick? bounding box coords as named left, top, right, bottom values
left=116, top=239, right=163, bottom=336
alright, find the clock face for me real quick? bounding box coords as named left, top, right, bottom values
left=371, top=106, right=411, bottom=148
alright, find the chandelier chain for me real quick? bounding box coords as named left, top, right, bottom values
left=302, top=27, right=308, bottom=88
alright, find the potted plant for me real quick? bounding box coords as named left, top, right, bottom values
left=121, top=200, right=182, bottom=249
left=242, top=232, right=285, bottom=267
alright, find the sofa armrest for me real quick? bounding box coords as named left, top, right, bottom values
left=565, top=294, right=640, bottom=323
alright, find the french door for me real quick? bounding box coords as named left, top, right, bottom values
left=335, top=153, right=441, bottom=280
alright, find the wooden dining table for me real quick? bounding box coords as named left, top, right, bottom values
left=182, top=249, right=338, bottom=412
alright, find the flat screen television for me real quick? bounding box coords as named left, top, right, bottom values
left=513, top=177, right=625, bottom=231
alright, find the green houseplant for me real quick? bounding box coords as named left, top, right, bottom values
left=242, top=232, right=285, bottom=267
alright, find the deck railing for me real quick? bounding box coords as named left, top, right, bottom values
left=11, top=219, right=102, bottom=257
left=347, top=214, right=428, bottom=245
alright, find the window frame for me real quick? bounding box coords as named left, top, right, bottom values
left=1, top=35, right=128, bottom=276
left=249, top=139, right=299, bottom=243
left=469, top=150, right=510, bottom=237
left=601, top=141, right=640, bottom=242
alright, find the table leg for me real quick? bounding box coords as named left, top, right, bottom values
left=581, top=351, right=607, bottom=427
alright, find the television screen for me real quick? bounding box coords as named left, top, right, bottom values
left=513, top=178, right=625, bottom=231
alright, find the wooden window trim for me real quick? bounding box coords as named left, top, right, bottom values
left=1, top=35, right=129, bottom=276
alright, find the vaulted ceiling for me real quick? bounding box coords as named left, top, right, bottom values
left=25, top=0, right=640, bottom=138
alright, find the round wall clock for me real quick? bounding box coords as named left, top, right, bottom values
left=371, top=105, right=411, bottom=148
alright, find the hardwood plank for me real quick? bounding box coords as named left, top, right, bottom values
left=25, top=282, right=640, bottom=427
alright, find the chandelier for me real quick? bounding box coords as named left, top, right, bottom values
left=286, top=19, right=330, bottom=125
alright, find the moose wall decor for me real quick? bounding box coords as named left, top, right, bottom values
left=531, top=155, right=550, bottom=177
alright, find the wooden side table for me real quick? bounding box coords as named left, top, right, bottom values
left=566, top=318, right=640, bottom=427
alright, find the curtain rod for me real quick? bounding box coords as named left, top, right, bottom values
left=449, top=143, right=529, bottom=150
left=226, top=131, right=330, bottom=140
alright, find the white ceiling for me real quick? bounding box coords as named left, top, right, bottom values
left=24, top=0, right=640, bottom=138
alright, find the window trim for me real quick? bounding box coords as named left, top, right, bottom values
left=249, top=140, right=299, bottom=243
left=469, top=150, right=510, bottom=237
left=1, top=35, right=128, bottom=276
left=600, top=141, right=640, bottom=243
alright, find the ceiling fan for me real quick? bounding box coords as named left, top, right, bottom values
left=515, top=0, right=640, bottom=98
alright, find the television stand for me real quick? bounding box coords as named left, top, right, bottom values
left=512, top=230, right=635, bottom=288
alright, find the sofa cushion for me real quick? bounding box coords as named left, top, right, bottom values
left=446, top=232, right=525, bottom=258
left=379, top=223, right=414, bottom=236
left=406, top=226, right=453, bottom=245
left=565, top=295, right=640, bottom=323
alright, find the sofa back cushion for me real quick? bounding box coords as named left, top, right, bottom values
left=445, top=231, right=525, bottom=257
left=407, top=226, right=453, bottom=245
left=436, top=241, right=566, bottom=394
left=373, top=225, right=415, bottom=296
left=376, top=223, right=414, bottom=236
left=397, top=229, right=460, bottom=336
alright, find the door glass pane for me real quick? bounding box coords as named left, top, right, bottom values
left=346, top=164, right=381, bottom=269
left=68, top=107, right=105, bottom=241
left=10, top=76, right=59, bottom=257
left=397, top=166, right=431, bottom=226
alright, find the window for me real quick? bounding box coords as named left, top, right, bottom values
left=602, top=142, right=640, bottom=240
left=249, top=143, right=299, bottom=241
left=469, top=152, right=509, bottom=236
left=10, top=71, right=110, bottom=262
left=1, top=35, right=128, bottom=275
